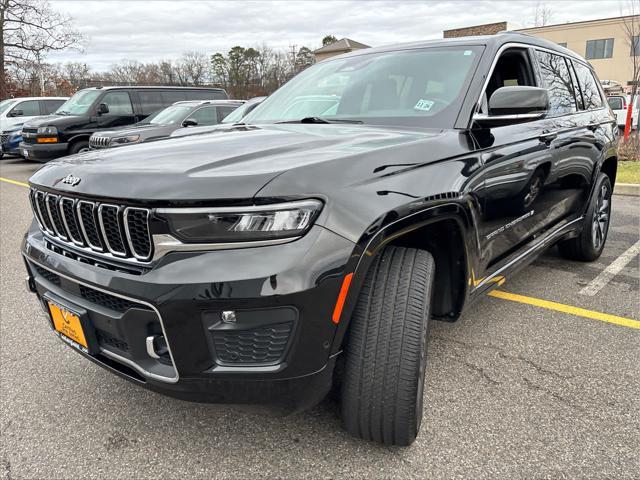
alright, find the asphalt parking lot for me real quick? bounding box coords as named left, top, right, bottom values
left=1, top=157, right=638, bottom=479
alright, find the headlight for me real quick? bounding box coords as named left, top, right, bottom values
left=109, top=135, right=140, bottom=145
left=37, top=126, right=57, bottom=135
left=156, top=200, right=323, bottom=243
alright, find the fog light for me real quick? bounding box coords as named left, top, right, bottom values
left=221, top=311, right=237, bottom=323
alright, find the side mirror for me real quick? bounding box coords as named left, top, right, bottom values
left=474, top=86, right=548, bottom=126
left=97, top=103, right=109, bottom=115
left=9, top=109, right=23, bottom=117
left=182, top=119, right=198, bottom=127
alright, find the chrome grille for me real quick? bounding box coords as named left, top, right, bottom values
left=89, top=135, right=110, bottom=149
left=29, top=188, right=153, bottom=262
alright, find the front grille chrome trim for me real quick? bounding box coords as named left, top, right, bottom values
left=45, top=193, right=69, bottom=241
left=98, top=204, right=128, bottom=257
left=35, top=190, right=55, bottom=235
left=76, top=200, right=104, bottom=252
left=59, top=197, right=84, bottom=246
left=123, top=207, right=152, bottom=261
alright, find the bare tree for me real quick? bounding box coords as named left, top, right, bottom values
left=175, top=51, right=209, bottom=86
left=1, top=0, right=84, bottom=98
left=532, top=1, right=553, bottom=27
left=621, top=1, right=640, bottom=140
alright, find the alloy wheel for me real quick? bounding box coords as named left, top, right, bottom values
left=591, top=183, right=610, bottom=251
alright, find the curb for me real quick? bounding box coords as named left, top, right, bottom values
left=614, top=183, right=640, bottom=196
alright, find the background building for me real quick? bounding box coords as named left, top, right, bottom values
left=517, top=16, right=638, bottom=93
left=313, top=38, right=370, bottom=62
left=443, top=15, right=639, bottom=94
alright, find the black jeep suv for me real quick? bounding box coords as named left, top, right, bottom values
left=22, top=33, right=618, bottom=446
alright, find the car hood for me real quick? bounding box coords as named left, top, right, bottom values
left=23, top=114, right=84, bottom=128
left=29, top=124, right=446, bottom=202
left=92, top=124, right=171, bottom=139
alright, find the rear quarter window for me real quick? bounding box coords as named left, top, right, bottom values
left=572, top=61, right=603, bottom=110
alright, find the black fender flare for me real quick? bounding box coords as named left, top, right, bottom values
left=329, top=200, right=476, bottom=355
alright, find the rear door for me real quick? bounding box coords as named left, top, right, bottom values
left=41, top=99, right=65, bottom=115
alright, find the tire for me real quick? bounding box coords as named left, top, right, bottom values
left=558, top=172, right=612, bottom=262
left=340, top=246, right=435, bottom=446
left=68, top=140, right=90, bottom=155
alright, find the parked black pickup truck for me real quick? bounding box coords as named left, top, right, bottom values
left=19, top=86, right=228, bottom=161
left=22, top=33, right=618, bottom=446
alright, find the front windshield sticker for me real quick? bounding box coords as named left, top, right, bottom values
left=414, top=99, right=434, bottom=112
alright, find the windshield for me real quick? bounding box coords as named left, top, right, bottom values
left=244, top=46, right=482, bottom=127
left=0, top=99, right=16, bottom=115
left=147, top=105, right=193, bottom=125
left=222, top=102, right=254, bottom=124
left=56, top=89, right=102, bottom=115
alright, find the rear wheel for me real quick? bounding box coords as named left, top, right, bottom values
left=558, top=172, right=612, bottom=261
left=340, top=246, right=435, bottom=446
left=68, top=140, right=90, bottom=155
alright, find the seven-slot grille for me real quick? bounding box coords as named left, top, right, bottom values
left=89, top=136, right=110, bottom=149
left=29, top=188, right=153, bottom=262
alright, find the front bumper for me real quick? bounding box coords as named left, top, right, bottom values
left=19, top=141, right=68, bottom=161
left=22, top=223, right=354, bottom=412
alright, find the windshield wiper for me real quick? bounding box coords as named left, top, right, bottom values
left=56, top=110, right=70, bottom=115
left=277, top=116, right=363, bottom=125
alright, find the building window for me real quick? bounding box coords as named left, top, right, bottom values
left=585, top=38, right=614, bottom=59
left=557, top=42, right=567, bottom=48
left=632, top=35, right=640, bottom=56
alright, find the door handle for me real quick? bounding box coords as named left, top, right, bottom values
left=539, top=131, right=558, bottom=143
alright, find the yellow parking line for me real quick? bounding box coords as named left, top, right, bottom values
left=488, top=289, right=640, bottom=330
left=0, top=177, right=29, bottom=188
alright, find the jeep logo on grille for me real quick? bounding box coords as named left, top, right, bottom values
left=61, top=174, right=81, bottom=186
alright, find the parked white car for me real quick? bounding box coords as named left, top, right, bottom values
left=0, top=96, right=68, bottom=133
left=607, top=94, right=639, bottom=130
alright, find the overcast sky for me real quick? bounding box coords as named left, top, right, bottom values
left=49, top=0, right=625, bottom=71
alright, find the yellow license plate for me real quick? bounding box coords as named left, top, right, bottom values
left=48, top=302, right=88, bottom=349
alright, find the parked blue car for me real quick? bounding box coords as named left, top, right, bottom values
left=0, top=125, right=23, bottom=158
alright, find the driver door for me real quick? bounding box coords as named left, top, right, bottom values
left=96, top=91, right=137, bottom=129
left=472, top=47, right=561, bottom=273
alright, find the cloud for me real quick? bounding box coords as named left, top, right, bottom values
left=48, top=0, right=624, bottom=70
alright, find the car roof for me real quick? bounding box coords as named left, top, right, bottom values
left=2, top=96, right=68, bottom=101
left=79, top=86, right=226, bottom=92
left=171, top=99, right=245, bottom=107
left=333, top=32, right=589, bottom=66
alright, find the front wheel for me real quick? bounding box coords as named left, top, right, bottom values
left=558, top=172, right=612, bottom=261
left=68, top=140, right=90, bottom=155
left=340, top=246, right=435, bottom=446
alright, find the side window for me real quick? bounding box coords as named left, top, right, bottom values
left=10, top=100, right=40, bottom=116
left=161, top=91, right=187, bottom=106
left=138, top=91, right=164, bottom=115
left=607, top=97, right=623, bottom=110
left=218, top=106, right=237, bottom=121
left=572, top=61, right=603, bottom=110
left=480, top=48, right=536, bottom=113
left=185, top=90, right=218, bottom=101
left=186, top=106, right=219, bottom=125
left=534, top=51, right=577, bottom=116
left=43, top=100, right=64, bottom=114
left=100, top=91, right=134, bottom=115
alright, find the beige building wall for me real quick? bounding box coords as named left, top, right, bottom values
left=517, top=16, right=639, bottom=91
